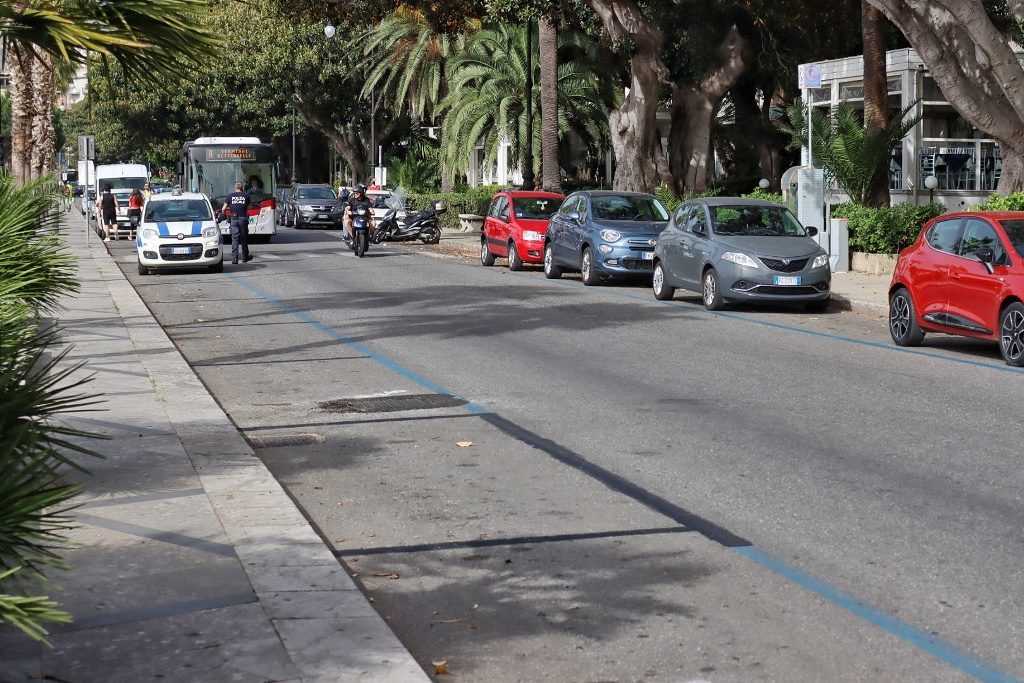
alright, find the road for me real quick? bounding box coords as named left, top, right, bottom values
left=107, top=224, right=1023, bottom=682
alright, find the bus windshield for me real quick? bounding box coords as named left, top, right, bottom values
left=192, top=161, right=276, bottom=203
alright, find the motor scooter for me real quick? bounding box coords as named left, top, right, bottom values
left=371, top=189, right=443, bottom=245
left=350, top=206, right=372, bottom=257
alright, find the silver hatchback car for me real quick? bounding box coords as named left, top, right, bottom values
left=651, top=198, right=831, bottom=311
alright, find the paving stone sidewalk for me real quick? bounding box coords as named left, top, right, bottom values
left=0, top=218, right=428, bottom=683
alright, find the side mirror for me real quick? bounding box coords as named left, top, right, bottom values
left=976, top=246, right=995, bottom=263
left=690, top=223, right=705, bottom=235
left=805, top=226, right=819, bottom=237
left=568, top=210, right=581, bottom=222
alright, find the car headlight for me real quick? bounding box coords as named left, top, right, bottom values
left=142, top=228, right=158, bottom=240
left=720, top=251, right=760, bottom=268
left=522, top=230, right=543, bottom=241
left=203, top=226, right=219, bottom=238
left=598, top=244, right=613, bottom=254
left=600, top=229, right=621, bottom=242
left=811, top=254, right=829, bottom=269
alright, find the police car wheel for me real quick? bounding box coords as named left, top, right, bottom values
left=209, top=260, right=224, bottom=273
left=137, top=259, right=149, bottom=276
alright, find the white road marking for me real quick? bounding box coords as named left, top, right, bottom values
left=346, top=390, right=408, bottom=399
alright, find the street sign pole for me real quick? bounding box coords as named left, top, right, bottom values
left=79, top=135, right=95, bottom=244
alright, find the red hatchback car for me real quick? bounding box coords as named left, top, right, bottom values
left=481, top=190, right=564, bottom=270
left=889, top=211, right=1024, bottom=365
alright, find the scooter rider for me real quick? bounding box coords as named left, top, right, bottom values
left=343, top=183, right=376, bottom=244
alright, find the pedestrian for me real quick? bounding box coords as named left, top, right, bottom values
left=143, top=181, right=153, bottom=201
left=127, top=188, right=144, bottom=238
left=221, top=181, right=253, bottom=265
left=99, top=184, right=119, bottom=241
left=63, top=181, right=74, bottom=211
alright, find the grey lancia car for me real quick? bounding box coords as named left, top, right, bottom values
left=651, top=197, right=831, bottom=311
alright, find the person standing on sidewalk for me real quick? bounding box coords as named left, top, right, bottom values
left=99, top=184, right=119, bottom=241
left=221, top=181, right=253, bottom=265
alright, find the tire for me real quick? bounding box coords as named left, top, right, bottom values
left=543, top=243, right=561, bottom=279
left=805, top=297, right=830, bottom=314
left=507, top=241, right=524, bottom=271
left=480, top=237, right=495, bottom=266
left=652, top=261, right=675, bottom=301
left=702, top=268, right=725, bottom=310
left=137, top=259, right=149, bottom=276
left=999, top=302, right=1024, bottom=366
left=888, top=287, right=925, bottom=347
left=580, top=247, right=599, bottom=286
left=355, top=231, right=368, bottom=258
left=294, top=219, right=304, bottom=230
left=421, top=227, right=441, bottom=244
left=209, top=260, right=223, bottom=273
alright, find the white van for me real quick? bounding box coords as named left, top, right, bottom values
left=94, top=163, right=149, bottom=238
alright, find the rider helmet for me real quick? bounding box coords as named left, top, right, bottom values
left=354, top=183, right=367, bottom=194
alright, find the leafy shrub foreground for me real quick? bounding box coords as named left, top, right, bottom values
left=831, top=202, right=944, bottom=254
left=975, top=192, right=1024, bottom=211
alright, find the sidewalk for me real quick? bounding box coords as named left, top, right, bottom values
left=433, top=232, right=893, bottom=315
left=0, top=216, right=428, bottom=682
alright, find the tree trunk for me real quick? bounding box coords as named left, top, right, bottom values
left=539, top=15, right=560, bottom=193
left=862, top=1, right=890, bottom=207
left=9, top=45, right=34, bottom=185
left=866, top=0, right=1024, bottom=193
left=31, top=51, right=57, bottom=180
left=667, top=26, right=750, bottom=194
left=585, top=0, right=667, bottom=193
left=293, top=98, right=367, bottom=186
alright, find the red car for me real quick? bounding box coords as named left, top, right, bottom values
left=481, top=190, right=564, bottom=270
left=889, top=211, right=1024, bottom=365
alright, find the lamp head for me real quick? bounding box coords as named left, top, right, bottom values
left=758, top=178, right=770, bottom=190
left=324, top=22, right=336, bottom=38
left=924, top=174, right=939, bottom=190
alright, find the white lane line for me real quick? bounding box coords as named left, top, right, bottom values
left=346, top=390, right=408, bottom=399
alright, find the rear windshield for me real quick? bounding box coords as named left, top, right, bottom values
left=590, top=195, right=668, bottom=221
left=514, top=197, right=563, bottom=219
left=999, top=220, right=1024, bottom=257
left=711, top=205, right=806, bottom=236
left=145, top=199, right=212, bottom=222
left=297, top=187, right=336, bottom=199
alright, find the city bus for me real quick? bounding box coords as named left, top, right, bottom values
left=178, top=136, right=278, bottom=240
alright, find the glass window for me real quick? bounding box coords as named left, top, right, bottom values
left=487, top=197, right=502, bottom=217
left=809, top=86, right=831, bottom=104
left=687, top=206, right=708, bottom=233
left=102, top=176, right=147, bottom=191
left=590, top=195, right=669, bottom=221
left=887, top=77, right=902, bottom=94
left=144, top=199, right=212, bottom=222
left=925, top=218, right=962, bottom=254
left=999, top=220, right=1024, bottom=259
left=957, top=218, right=1006, bottom=263
left=497, top=197, right=510, bottom=222
left=839, top=81, right=864, bottom=100
left=709, top=204, right=805, bottom=236
left=297, top=186, right=336, bottom=199
left=513, top=197, right=564, bottom=219
left=673, top=205, right=690, bottom=227
left=559, top=195, right=580, bottom=215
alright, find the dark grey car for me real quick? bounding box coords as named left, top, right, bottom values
left=288, top=184, right=343, bottom=229
left=652, top=197, right=831, bottom=311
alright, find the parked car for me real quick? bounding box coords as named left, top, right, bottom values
left=481, top=190, right=564, bottom=270
left=888, top=211, right=1024, bottom=366
left=135, top=189, right=222, bottom=275
left=543, top=191, right=669, bottom=285
left=287, top=184, right=343, bottom=229
left=274, top=188, right=289, bottom=224
left=650, top=197, right=831, bottom=311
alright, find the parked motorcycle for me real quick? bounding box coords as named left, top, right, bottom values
left=371, top=189, right=443, bottom=245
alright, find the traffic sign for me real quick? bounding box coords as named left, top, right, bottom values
left=798, top=64, right=822, bottom=89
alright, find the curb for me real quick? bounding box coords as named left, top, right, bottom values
left=87, top=239, right=429, bottom=681
left=829, top=292, right=889, bottom=316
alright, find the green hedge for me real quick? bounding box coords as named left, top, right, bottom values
left=831, top=202, right=944, bottom=254
left=406, top=185, right=501, bottom=231
left=975, top=192, right=1024, bottom=210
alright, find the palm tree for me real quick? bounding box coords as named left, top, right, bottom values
left=438, top=23, right=611, bottom=186
left=539, top=15, right=559, bottom=192
left=862, top=0, right=890, bottom=207
left=1, top=0, right=219, bottom=182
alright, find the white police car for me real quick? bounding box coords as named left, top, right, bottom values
left=136, top=189, right=223, bottom=275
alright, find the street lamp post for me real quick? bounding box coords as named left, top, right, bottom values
left=291, top=105, right=297, bottom=183
left=925, top=174, right=938, bottom=204
left=521, top=19, right=535, bottom=190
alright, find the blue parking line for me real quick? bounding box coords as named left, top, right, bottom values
left=227, top=273, right=1020, bottom=683
left=734, top=547, right=1020, bottom=683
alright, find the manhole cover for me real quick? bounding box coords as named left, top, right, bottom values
left=318, top=393, right=466, bottom=414
left=247, top=432, right=325, bottom=448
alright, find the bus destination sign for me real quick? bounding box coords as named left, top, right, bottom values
left=210, top=147, right=255, bottom=161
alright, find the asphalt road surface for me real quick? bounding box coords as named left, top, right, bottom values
left=107, top=224, right=1023, bottom=682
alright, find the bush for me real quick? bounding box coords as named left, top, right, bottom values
left=741, top=188, right=785, bottom=205
left=405, top=185, right=501, bottom=231
left=975, top=192, right=1024, bottom=210
left=831, top=202, right=944, bottom=254
left=654, top=183, right=722, bottom=214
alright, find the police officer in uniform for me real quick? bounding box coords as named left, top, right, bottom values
left=221, top=181, right=253, bottom=264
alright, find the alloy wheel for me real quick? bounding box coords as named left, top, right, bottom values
left=703, top=272, right=716, bottom=306
left=1001, top=307, right=1024, bottom=362
left=890, top=294, right=910, bottom=341
left=653, top=265, right=664, bottom=295
left=582, top=251, right=592, bottom=280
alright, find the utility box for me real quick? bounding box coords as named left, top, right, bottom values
left=830, top=217, right=850, bottom=273
left=797, top=167, right=827, bottom=252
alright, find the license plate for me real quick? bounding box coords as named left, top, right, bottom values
left=773, top=275, right=801, bottom=286
left=317, top=214, right=329, bottom=220
left=171, top=246, right=192, bottom=255
left=641, top=251, right=654, bottom=260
